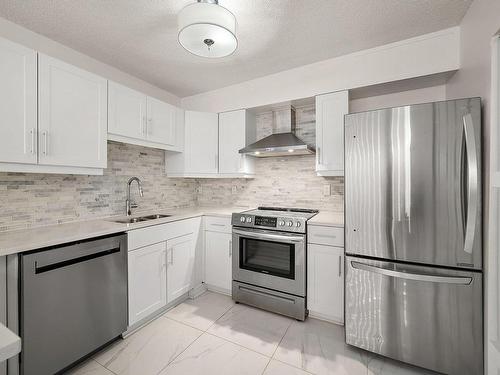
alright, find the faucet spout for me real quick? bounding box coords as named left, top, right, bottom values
left=126, top=177, right=143, bottom=216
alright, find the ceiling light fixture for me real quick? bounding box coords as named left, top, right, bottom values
left=178, top=0, right=237, bottom=58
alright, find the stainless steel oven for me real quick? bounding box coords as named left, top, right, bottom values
left=231, top=207, right=317, bottom=320
left=232, top=228, right=305, bottom=296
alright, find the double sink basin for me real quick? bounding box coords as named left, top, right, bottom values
left=111, top=213, right=171, bottom=224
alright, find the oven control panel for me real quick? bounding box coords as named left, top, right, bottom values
left=232, top=213, right=307, bottom=233
left=254, top=216, right=277, bottom=227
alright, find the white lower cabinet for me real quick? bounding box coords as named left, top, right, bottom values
left=204, top=230, right=232, bottom=293
left=307, top=243, right=344, bottom=324
left=128, top=242, right=167, bottom=326
left=167, top=233, right=195, bottom=303
left=127, top=217, right=201, bottom=327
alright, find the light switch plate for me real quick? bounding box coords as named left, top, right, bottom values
left=231, top=185, right=238, bottom=195
left=323, top=184, right=331, bottom=196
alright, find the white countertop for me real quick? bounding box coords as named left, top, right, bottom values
left=308, top=211, right=344, bottom=227
left=0, top=206, right=343, bottom=256
left=0, top=206, right=249, bottom=256
left=0, top=323, right=21, bottom=362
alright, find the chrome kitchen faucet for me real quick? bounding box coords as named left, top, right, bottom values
left=126, top=177, right=144, bottom=216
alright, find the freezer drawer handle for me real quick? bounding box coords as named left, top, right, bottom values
left=238, top=286, right=296, bottom=304
left=351, top=261, right=472, bottom=285
left=463, top=113, right=479, bottom=254
left=34, top=248, right=120, bottom=274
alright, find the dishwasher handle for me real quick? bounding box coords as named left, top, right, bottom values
left=25, top=234, right=126, bottom=275
left=35, top=247, right=120, bottom=274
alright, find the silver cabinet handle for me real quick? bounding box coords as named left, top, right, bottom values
left=229, top=240, right=232, bottom=257
left=317, top=146, right=321, bottom=164
left=42, top=131, right=48, bottom=155
left=351, top=261, right=472, bottom=285
left=147, top=118, right=151, bottom=136
left=29, top=128, right=35, bottom=154
left=168, top=248, right=174, bottom=265
left=463, top=113, right=478, bottom=254
left=338, top=255, right=342, bottom=277
left=210, top=223, right=226, bottom=227
left=314, top=234, right=337, bottom=239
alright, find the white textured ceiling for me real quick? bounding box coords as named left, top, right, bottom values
left=0, top=0, right=472, bottom=97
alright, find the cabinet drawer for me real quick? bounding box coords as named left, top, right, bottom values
left=128, top=217, right=201, bottom=250
left=308, top=225, right=344, bottom=247
left=204, top=216, right=232, bottom=233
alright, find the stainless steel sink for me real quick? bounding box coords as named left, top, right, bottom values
left=111, top=214, right=171, bottom=224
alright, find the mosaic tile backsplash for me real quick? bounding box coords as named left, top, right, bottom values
left=0, top=142, right=198, bottom=232
left=0, top=105, right=343, bottom=232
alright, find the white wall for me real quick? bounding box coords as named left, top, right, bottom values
left=445, top=1, right=500, bottom=373
left=0, top=17, right=180, bottom=106
left=182, top=28, right=459, bottom=113
left=349, top=85, right=446, bottom=113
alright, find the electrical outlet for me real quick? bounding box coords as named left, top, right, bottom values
left=197, top=185, right=202, bottom=194
left=231, top=185, right=238, bottom=195
left=323, top=184, right=331, bottom=196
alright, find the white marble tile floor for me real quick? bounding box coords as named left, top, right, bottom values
left=65, top=291, right=438, bottom=375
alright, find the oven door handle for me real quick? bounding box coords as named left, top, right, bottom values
left=232, top=228, right=305, bottom=243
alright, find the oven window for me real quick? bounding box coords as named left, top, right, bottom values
left=239, top=237, right=295, bottom=279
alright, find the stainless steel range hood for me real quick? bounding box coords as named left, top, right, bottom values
left=239, top=106, right=315, bottom=157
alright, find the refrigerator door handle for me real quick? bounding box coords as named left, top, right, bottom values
left=350, top=261, right=472, bottom=285
left=463, top=113, right=479, bottom=254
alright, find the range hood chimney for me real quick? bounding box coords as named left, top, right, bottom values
left=239, top=106, right=315, bottom=157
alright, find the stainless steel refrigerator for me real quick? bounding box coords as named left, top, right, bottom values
left=344, top=98, right=483, bottom=375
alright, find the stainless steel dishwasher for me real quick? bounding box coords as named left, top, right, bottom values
left=20, top=234, right=128, bottom=375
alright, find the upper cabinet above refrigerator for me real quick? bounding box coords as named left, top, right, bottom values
left=315, top=90, right=349, bottom=176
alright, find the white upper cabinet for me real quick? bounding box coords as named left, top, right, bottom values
left=166, top=110, right=219, bottom=177
left=108, top=81, right=147, bottom=141
left=38, top=54, right=107, bottom=169
left=166, top=233, right=196, bottom=303
left=0, top=37, right=37, bottom=165
left=108, top=81, right=182, bottom=151
left=315, top=90, right=349, bottom=176
left=147, top=96, right=176, bottom=146
left=218, top=109, right=255, bottom=176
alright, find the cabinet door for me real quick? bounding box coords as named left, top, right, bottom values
left=147, top=97, right=176, bottom=146
left=38, top=54, right=107, bottom=168
left=204, top=231, right=232, bottom=292
left=0, top=38, right=37, bottom=164
left=185, top=111, right=219, bottom=174
left=166, top=233, right=195, bottom=302
left=307, top=243, right=344, bottom=323
left=315, top=91, right=349, bottom=176
left=219, top=110, right=246, bottom=174
left=108, top=81, right=147, bottom=140
left=128, top=242, right=167, bottom=326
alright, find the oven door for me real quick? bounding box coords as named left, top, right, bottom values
left=232, top=227, right=306, bottom=296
